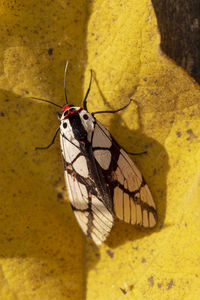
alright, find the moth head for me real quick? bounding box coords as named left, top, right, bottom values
left=60, top=105, right=95, bottom=142
left=60, top=104, right=80, bottom=119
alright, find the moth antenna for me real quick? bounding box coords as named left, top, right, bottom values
left=64, top=61, right=69, bottom=104
left=24, top=96, right=62, bottom=108
left=83, top=69, right=93, bottom=111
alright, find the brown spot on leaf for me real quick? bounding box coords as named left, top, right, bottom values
left=57, top=192, right=63, bottom=199
left=186, top=129, right=197, bottom=140
left=132, top=246, right=138, bottom=250
left=167, top=279, right=174, bottom=290
left=48, top=48, right=53, bottom=55
left=120, top=285, right=133, bottom=295
left=120, top=288, right=127, bottom=295
left=106, top=249, right=114, bottom=258
left=148, top=276, right=154, bottom=287
left=7, top=237, right=13, bottom=242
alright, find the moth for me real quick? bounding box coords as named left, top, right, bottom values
left=35, top=63, right=157, bottom=245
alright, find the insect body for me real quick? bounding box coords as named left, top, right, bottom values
left=36, top=63, right=157, bottom=245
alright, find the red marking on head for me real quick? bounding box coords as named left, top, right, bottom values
left=62, top=105, right=83, bottom=119
left=62, top=105, right=71, bottom=112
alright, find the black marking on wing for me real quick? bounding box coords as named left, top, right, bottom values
left=71, top=204, right=90, bottom=213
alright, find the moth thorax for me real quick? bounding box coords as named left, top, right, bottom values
left=67, top=113, right=87, bottom=143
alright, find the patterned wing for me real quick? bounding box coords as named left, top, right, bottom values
left=93, top=120, right=157, bottom=228
left=60, top=133, right=114, bottom=245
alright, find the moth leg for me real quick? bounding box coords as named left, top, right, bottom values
left=83, top=70, right=93, bottom=111
left=35, top=127, right=60, bottom=150
left=92, top=98, right=132, bottom=116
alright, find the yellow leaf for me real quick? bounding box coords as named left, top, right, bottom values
left=0, top=0, right=200, bottom=299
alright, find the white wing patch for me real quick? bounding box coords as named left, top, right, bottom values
left=75, top=211, right=89, bottom=235
left=61, top=137, right=80, bottom=163
left=73, top=155, right=88, bottom=177
left=92, top=124, right=112, bottom=148
left=79, top=182, right=88, bottom=199
left=94, top=149, right=111, bottom=170
left=91, top=195, right=113, bottom=225
left=140, top=184, right=156, bottom=209
left=130, top=201, right=137, bottom=224
left=115, top=167, right=124, bottom=185
left=96, top=121, right=111, bottom=139
left=113, top=186, right=123, bottom=220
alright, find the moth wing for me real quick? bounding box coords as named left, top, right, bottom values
left=95, top=121, right=157, bottom=228
left=60, top=133, right=114, bottom=245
